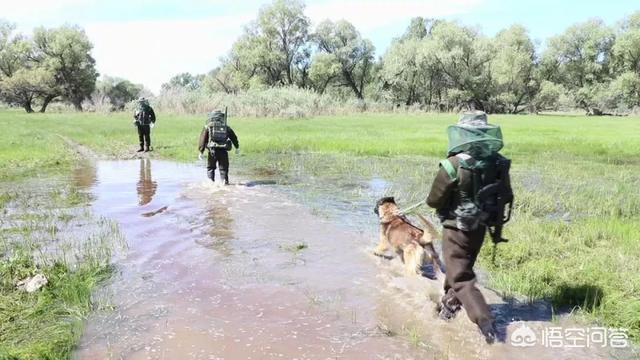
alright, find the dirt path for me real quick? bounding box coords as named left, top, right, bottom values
left=71, top=159, right=635, bottom=359
left=58, top=134, right=157, bottom=162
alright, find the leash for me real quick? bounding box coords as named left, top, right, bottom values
left=394, top=200, right=426, bottom=216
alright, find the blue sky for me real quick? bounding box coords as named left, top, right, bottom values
left=3, top=0, right=638, bottom=93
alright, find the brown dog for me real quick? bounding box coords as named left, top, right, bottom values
left=374, top=197, right=442, bottom=277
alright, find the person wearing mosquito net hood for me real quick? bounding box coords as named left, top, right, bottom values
left=426, top=111, right=514, bottom=344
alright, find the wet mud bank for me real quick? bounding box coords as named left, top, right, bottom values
left=73, top=159, right=635, bottom=359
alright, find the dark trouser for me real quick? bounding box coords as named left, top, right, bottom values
left=137, top=125, right=151, bottom=149
left=442, top=226, right=493, bottom=327
left=207, top=149, right=229, bottom=183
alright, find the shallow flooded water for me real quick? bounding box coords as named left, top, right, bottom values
left=73, top=159, right=634, bottom=359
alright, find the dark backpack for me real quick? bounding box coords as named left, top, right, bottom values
left=135, top=106, right=152, bottom=125
left=207, top=118, right=231, bottom=150
left=440, top=153, right=513, bottom=230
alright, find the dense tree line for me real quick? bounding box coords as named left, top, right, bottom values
left=0, top=21, right=143, bottom=113
left=2, top=0, right=640, bottom=114
left=166, top=0, right=640, bottom=114
left=0, top=22, right=99, bottom=112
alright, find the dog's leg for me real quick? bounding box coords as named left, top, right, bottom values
left=404, top=243, right=425, bottom=276
left=423, top=243, right=444, bottom=274
left=374, top=227, right=390, bottom=257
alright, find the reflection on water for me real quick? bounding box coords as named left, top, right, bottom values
left=136, top=159, right=157, bottom=206
left=72, top=159, right=635, bottom=360
left=195, top=201, right=236, bottom=256
left=72, top=161, right=97, bottom=189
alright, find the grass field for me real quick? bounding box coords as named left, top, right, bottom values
left=1, top=109, right=639, bottom=356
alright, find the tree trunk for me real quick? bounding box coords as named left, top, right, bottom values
left=343, top=70, right=363, bottom=99
left=24, top=101, right=34, bottom=113
left=39, top=95, right=56, bottom=113
left=73, top=99, right=83, bottom=112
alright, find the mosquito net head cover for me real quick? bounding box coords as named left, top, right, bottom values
left=446, top=111, right=503, bottom=158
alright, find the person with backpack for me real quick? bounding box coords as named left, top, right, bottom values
left=198, top=110, right=239, bottom=185
left=133, top=97, right=156, bottom=152
left=426, top=111, right=514, bottom=344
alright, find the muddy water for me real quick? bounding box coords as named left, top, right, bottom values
left=74, top=159, right=631, bottom=359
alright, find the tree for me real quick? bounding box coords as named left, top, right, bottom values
left=613, top=11, right=640, bottom=75
left=161, top=72, right=204, bottom=92
left=308, top=52, right=341, bottom=95
left=94, top=76, right=143, bottom=111
left=490, top=25, right=537, bottom=113
left=0, top=21, right=57, bottom=112
left=379, top=18, right=443, bottom=108
left=258, top=0, right=310, bottom=85
left=311, top=20, right=375, bottom=99
left=380, top=38, right=429, bottom=106
left=400, top=17, right=439, bottom=41
left=0, top=67, right=57, bottom=113
left=219, top=0, right=310, bottom=89
left=531, top=80, right=566, bottom=112
left=0, top=21, right=24, bottom=79
left=611, top=12, right=640, bottom=108
left=32, top=25, right=99, bottom=111
left=610, top=72, right=640, bottom=109
left=542, top=19, right=614, bottom=114
left=421, top=21, right=494, bottom=110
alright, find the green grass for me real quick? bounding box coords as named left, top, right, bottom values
left=1, top=108, right=640, bottom=353
left=0, top=251, right=112, bottom=359
left=0, top=110, right=124, bottom=358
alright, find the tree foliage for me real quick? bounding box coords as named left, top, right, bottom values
left=32, top=25, right=99, bottom=111
left=94, top=76, right=143, bottom=111
left=0, top=21, right=98, bottom=112
left=213, top=0, right=310, bottom=90
left=5, top=0, right=640, bottom=115
left=161, top=72, right=204, bottom=92
left=310, top=20, right=374, bottom=99
left=158, top=2, right=640, bottom=114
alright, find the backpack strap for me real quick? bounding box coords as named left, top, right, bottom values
left=440, top=153, right=474, bottom=181
left=439, top=159, right=458, bottom=182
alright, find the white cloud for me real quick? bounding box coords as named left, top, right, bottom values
left=306, top=0, right=483, bottom=31
left=85, top=14, right=251, bottom=94
left=1, top=0, right=88, bottom=23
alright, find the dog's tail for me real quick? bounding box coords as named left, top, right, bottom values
left=416, top=214, right=439, bottom=244
left=404, top=242, right=425, bottom=276
left=416, top=214, right=445, bottom=274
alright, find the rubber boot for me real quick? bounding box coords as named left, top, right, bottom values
left=144, top=145, right=150, bottom=152
left=438, top=293, right=461, bottom=321
left=221, top=171, right=229, bottom=185
left=137, top=146, right=144, bottom=152
left=479, top=319, right=497, bottom=344
left=207, top=169, right=215, bottom=182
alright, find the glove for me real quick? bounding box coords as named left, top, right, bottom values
left=150, top=123, right=155, bottom=129
left=198, top=152, right=203, bottom=161
left=235, top=148, right=240, bottom=155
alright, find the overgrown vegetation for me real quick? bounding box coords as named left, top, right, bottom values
left=3, top=1, right=640, bottom=115
left=3, top=109, right=636, bottom=341
left=1, top=109, right=639, bottom=354
left=161, top=1, right=640, bottom=115
left=0, top=116, right=123, bottom=358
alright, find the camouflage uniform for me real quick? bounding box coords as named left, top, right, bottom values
left=133, top=99, right=156, bottom=152
left=198, top=121, right=239, bottom=185
left=426, top=111, right=513, bottom=343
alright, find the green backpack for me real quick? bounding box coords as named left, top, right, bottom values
left=440, top=153, right=512, bottom=232
left=207, top=112, right=231, bottom=150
